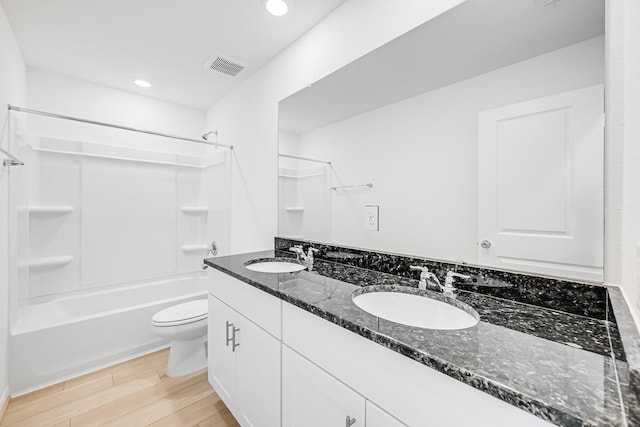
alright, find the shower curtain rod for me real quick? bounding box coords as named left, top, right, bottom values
left=278, top=153, right=331, bottom=165
left=332, top=183, right=373, bottom=191
left=8, top=105, right=233, bottom=149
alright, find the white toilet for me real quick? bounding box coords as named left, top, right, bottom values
left=152, top=299, right=208, bottom=377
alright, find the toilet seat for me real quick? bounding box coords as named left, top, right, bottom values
left=152, top=299, right=208, bottom=327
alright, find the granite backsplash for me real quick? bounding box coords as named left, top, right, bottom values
left=275, top=237, right=607, bottom=320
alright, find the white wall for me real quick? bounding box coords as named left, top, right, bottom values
left=26, top=68, right=206, bottom=143
left=0, top=1, right=26, bottom=407
left=206, top=0, right=467, bottom=254
left=278, top=131, right=300, bottom=161
left=605, top=0, right=640, bottom=324
left=296, top=37, right=604, bottom=263
left=626, top=1, right=640, bottom=321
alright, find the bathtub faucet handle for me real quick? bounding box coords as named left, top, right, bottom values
left=207, top=241, right=218, bottom=257
left=202, top=241, right=218, bottom=270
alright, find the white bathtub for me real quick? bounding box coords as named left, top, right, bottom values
left=9, top=273, right=208, bottom=395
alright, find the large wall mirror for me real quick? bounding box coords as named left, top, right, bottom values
left=278, top=0, right=605, bottom=282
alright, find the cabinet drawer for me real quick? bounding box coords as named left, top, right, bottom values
left=207, top=268, right=281, bottom=339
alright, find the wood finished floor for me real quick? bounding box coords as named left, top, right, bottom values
left=0, top=349, right=240, bottom=427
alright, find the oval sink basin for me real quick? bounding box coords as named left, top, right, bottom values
left=353, top=287, right=479, bottom=330
left=244, top=258, right=306, bottom=273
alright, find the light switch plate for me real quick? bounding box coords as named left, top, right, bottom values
left=364, top=205, right=379, bottom=231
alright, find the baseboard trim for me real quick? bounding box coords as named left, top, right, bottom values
left=0, top=386, right=10, bottom=423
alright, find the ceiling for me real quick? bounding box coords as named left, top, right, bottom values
left=279, top=0, right=605, bottom=135
left=1, top=0, right=346, bottom=110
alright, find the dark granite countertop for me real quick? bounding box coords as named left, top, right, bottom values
left=205, top=250, right=628, bottom=427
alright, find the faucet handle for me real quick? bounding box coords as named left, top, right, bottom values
left=445, top=271, right=471, bottom=287
left=410, top=266, right=431, bottom=280
left=289, top=245, right=304, bottom=257
left=410, top=266, right=442, bottom=291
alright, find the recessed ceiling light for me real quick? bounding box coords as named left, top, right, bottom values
left=134, top=79, right=151, bottom=88
left=266, top=0, right=288, bottom=16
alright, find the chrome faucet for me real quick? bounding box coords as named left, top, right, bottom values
left=442, top=271, right=471, bottom=298
left=289, top=245, right=319, bottom=271
left=409, top=266, right=442, bottom=292
left=289, top=245, right=304, bottom=258
left=410, top=266, right=471, bottom=298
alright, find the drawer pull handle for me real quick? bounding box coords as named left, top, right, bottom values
left=346, top=416, right=356, bottom=426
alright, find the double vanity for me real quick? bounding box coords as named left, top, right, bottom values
left=203, top=238, right=640, bottom=427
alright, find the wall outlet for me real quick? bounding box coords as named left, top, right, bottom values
left=364, top=205, right=379, bottom=231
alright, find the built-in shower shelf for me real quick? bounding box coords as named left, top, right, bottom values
left=278, top=166, right=327, bottom=179
left=27, top=255, right=74, bottom=270
left=284, top=207, right=305, bottom=213
left=26, top=206, right=74, bottom=216
left=180, top=207, right=209, bottom=214
left=28, top=135, right=227, bottom=168
left=181, top=244, right=209, bottom=253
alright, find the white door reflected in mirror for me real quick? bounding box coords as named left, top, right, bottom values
left=478, top=86, right=604, bottom=282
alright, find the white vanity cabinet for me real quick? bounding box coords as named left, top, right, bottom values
left=207, top=269, right=281, bottom=427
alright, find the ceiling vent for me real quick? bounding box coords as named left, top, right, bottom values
left=205, top=54, right=246, bottom=77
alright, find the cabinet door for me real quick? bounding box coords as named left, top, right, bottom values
left=366, top=401, right=406, bottom=427
left=236, top=314, right=281, bottom=427
left=208, top=295, right=238, bottom=410
left=282, top=345, right=364, bottom=427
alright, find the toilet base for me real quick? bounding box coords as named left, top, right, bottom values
left=166, top=335, right=208, bottom=377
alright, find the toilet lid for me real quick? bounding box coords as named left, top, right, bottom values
left=152, top=299, right=208, bottom=326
